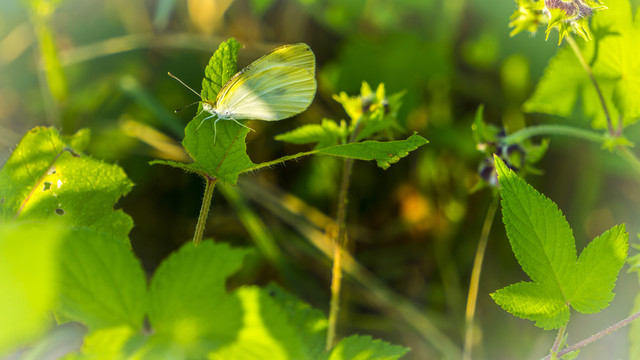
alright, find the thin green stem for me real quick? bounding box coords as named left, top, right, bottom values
left=616, top=146, right=640, bottom=176
left=503, top=124, right=640, bottom=179
left=541, top=311, right=640, bottom=360
left=193, top=175, right=217, bottom=246
left=326, top=118, right=363, bottom=352
left=463, top=193, right=499, bottom=360
left=550, top=326, right=566, bottom=359
left=566, top=35, right=614, bottom=135
left=502, top=124, right=605, bottom=145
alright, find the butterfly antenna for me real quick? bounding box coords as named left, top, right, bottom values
left=168, top=72, right=202, bottom=98
left=174, top=101, right=199, bottom=113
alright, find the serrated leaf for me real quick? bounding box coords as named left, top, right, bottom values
left=275, top=119, right=345, bottom=149
left=496, top=155, right=577, bottom=284
left=315, top=133, right=427, bottom=170
left=523, top=41, right=615, bottom=129
left=181, top=118, right=254, bottom=185
left=209, top=286, right=309, bottom=360
left=493, top=156, right=628, bottom=329
left=202, top=39, right=241, bottom=101
left=491, top=281, right=570, bottom=329
left=0, top=127, right=133, bottom=242
left=148, top=241, right=250, bottom=347
left=75, top=325, right=137, bottom=360
left=0, top=222, right=63, bottom=355
left=327, top=335, right=410, bottom=360
left=56, top=228, right=147, bottom=331
left=263, top=284, right=327, bottom=356
left=571, top=224, right=628, bottom=313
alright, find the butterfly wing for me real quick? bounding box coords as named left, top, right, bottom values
left=215, top=43, right=316, bottom=121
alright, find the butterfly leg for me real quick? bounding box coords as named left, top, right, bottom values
left=230, top=118, right=255, bottom=132
left=213, top=118, right=220, bottom=144
left=196, top=114, right=216, bottom=131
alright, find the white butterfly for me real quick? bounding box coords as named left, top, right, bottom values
left=170, top=43, right=316, bottom=142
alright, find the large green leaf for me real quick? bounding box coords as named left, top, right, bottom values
left=208, top=286, right=309, bottom=360
left=263, top=284, right=327, bottom=356
left=0, top=127, right=133, bottom=242
left=0, top=222, right=63, bottom=355
left=56, top=228, right=147, bottom=331
left=148, top=241, right=250, bottom=349
left=327, top=335, right=410, bottom=360
left=492, top=156, right=628, bottom=329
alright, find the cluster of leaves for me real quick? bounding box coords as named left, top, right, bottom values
left=510, top=0, right=607, bottom=44
left=491, top=155, right=629, bottom=331
left=0, top=127, right=410, bottom=359
left=152, top=38, right=427, bottom=185
left=524, top=0, right=640, bottom=133
left=0, top=35, right=430, bottom=358
left=276, top=81, right=405, bottom=150
left=471, top=105, right=548, bottom=189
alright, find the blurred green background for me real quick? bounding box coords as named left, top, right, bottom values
left=1, top=0, right=639, bottom=358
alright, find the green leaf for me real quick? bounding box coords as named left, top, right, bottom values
left=0, top=127, right=134, bottom=242
left=208, top=286, right=309, bottom=360
left=492, top=156, right=628, bottom=329
left=328, top=335, right=410, bottom=360
left=491, top=281, right=571, bottom=329
left=315, top=133, right=427, bottom=170
left=56, top=228, right=147, bottom=331
left=153, top=38, right=254, bottom=185
left=263, top=284, right=327, bottom=356
left=0, top=222, right=63, bottom=355
left=202, top=38, right=241, bottom=101
left=181, top=118, right=254, bottom=185
left=249, top=133, right=427, bottom=173
left=75, top=325, right=138, bottom=359
left=523, top=41, right=614, bottom=129
left=148, top=241, right=250, bottom=348
left=571, top=224, right=628, bottom=313
left=275, top=119, right=346, bottom=149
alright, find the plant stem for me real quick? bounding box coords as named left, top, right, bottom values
left=550, top=326, right=566, bottom=358
left=502, top=124, right=604, bottom=145
left=616, top=146, right=640, bottom=176
left=565, top=35, right=614, bottom=135
left=541, top=311, right=640, bottom=360
left=193, top=175, right=217, bottom=246
left=463, top=193, right=499, bottom=360
left=326, top=118, right=362, bottom=352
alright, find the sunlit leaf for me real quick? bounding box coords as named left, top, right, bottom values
left=0, top=127, right=133, bottom=242
left=492, top=156, right=628, bottom=329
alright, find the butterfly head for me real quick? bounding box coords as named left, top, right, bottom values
left=202, top=101, right=215, bottom=113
